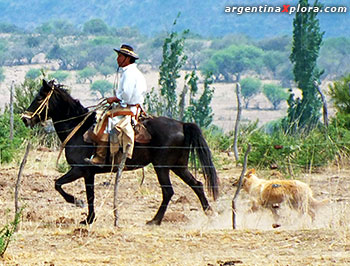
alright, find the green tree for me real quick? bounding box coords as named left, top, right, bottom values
left=35, top=20, right=77, bottom=36
left=0, top=22, right=22, bottom=33
left=240, top=77, right=262, bottom=108
left=88, top=36, right=119, bottom=46
left=183, top=72, right=214, bottom=128
left=77, top=67, right=98, bottom=83
left=287, top=0, right=324, bottom=132
left=25, top=69, right=41, bottom=80
left=201, top=45, right=264, bottom=82
left=319, top=37, right=350, bottom=78
left=47, top=43, right=71, bottom=70
left=25, top=35, right=42, bottom=48
left=97, top=65, right=114, bottom=78
left=13, top=78, right=42, bottom=114
left=158, top=16, right=188, bottom=118
left=263, top=84, right=289, bottom=110
left=144, top=87, right=162, bottom=115
left=328, top=74, right=350, bottom=128
left=48, top=71, right=70, bottom=83
left=90, top=80, right=113, bottom=98
left=83, top=19, right=109, bottom=35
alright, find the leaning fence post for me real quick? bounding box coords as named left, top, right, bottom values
left=113, top=144, right=131, bottom=227
left=9, top=81, right=14, bottom=141
left=15, top=142, right=31, bottom=231
left=233, top=77, right=242, bottom=163
left=232, top=143, right=251, bottom=229
left=314, top=81, right=328, bottom=128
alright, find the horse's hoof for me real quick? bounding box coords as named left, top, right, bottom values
left=204, top=206, right=214, bottom=216
left=80, top=219, right=89, bottom=225
left=75, top=199, right=85, bottom=208
left=80, top=217, right=95, bottom=225
left=146, top=219, right=161, bottom=226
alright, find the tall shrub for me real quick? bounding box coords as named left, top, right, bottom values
left=183, top=71, right=214, bottom=128
left=158, top=17, right=188, bottom=118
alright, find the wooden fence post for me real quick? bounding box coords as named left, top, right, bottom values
left=14, top=142, right=31, bottom=231
left=10, top=81, right=14, bottom=141
left=113, top=144, right=131, bottom=227
left=233, top=75, right=242, bottom=163
left=232, top=144, right=251, bottom=229
left=314, top=81, right=328, bottom=128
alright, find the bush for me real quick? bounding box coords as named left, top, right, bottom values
left=25, top=68, right=42, bottom=80
left=237, top=123, right=340, bottom=172
left=0, top=113, right=30, bottom=163
left=0, top=210, right=22, bottom=257
left=328, top=74, right=350, bottom=128
left=48, top=71, right=70, bottom=83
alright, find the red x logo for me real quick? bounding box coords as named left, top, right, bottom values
left=282, top=5, right=290, bottom=12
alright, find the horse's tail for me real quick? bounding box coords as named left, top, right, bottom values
left=183, top=123, right=219, bottom=200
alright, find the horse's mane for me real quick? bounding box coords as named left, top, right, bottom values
left=50, top=81, right=89, bottom=117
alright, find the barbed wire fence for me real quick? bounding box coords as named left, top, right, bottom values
left=5, top=128, right=350, bottom=230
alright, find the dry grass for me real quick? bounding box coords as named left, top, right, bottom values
left=0, top=149, right=349, bottom=265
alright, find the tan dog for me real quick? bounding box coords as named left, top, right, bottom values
left=238, top=169, right=328, bottom=224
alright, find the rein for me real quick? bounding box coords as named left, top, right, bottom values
left=56, top=99, right=108, bottom=167
left=22, top=84, right=109, bottom=167
left=21, top=89, right=54, bottom=122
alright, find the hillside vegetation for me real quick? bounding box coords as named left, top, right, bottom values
left=0, top=0, right=349, bottom=37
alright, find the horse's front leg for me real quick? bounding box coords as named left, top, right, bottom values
left=55, top=167, right=84, bottom=207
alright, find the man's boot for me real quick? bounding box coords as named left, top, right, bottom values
left=85, top=141, right=108, bottom=166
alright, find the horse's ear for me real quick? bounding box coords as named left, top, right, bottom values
left=42, top=79, right=52, bottom=93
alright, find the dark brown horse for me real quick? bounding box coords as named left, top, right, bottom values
left=22, top=80, right=219, bottom=225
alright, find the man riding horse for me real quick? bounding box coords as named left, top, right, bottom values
left=85, top=44, right=147, bottom=166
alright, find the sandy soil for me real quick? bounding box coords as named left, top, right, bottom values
left=0, top=149, right=349, bottom=266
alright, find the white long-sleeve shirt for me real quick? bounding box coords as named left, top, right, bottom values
left=117, top=63, right=147, bottom=107
left=106, top=63, right=147, bottom=132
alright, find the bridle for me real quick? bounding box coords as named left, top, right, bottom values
left=21, top=86, right=54, bottom=123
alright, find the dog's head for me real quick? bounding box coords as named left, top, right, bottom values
left=232, top=168, right=256, bottom=187
left=246, top=168, right=256, bottom=178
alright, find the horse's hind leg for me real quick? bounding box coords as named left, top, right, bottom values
left=172, top=167, right=211, bottom=213
left=146, top=167, right=173, bottom=225
left=81, top=173, right=95, bottom=224
left=55, top=167, right=83, bottom=207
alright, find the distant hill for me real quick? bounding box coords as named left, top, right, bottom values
left=0, top=0, right=349, bottom=38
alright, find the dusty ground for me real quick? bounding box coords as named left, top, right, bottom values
left=0, top=149, right=349, bottom=266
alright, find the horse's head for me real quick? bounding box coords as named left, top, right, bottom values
left=22, top=79, right=57, bottom=128
left=22, top=79, right=92, bottom=130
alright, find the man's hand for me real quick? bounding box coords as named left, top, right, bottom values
left=106, top=96, right=120, bottom=104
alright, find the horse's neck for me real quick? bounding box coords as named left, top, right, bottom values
left=52, top=110, right=89, bottom=143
